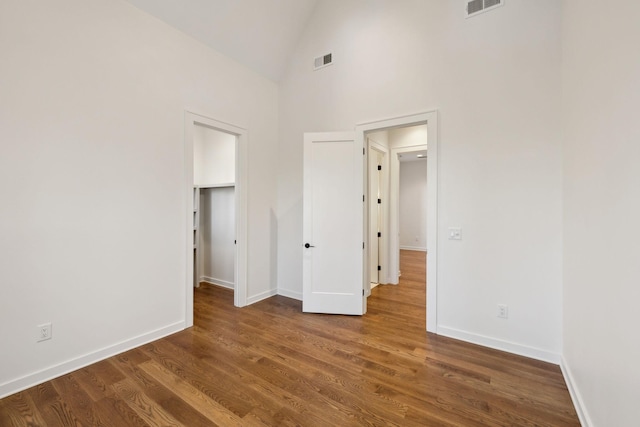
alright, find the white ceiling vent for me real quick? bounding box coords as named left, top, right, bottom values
left=314, top=53, right=333, bottom=71
left=466, top=0, right=504, bottom=18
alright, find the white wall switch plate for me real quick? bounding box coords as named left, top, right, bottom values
left=448, top=227, right=462, bottom=240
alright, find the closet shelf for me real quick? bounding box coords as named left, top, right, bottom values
left=195, top=183, right=235, bottom=189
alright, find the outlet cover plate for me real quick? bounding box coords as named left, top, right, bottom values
left=37, top=323, right=52, bottom=342
left=497, top=304, right=508, bottom=319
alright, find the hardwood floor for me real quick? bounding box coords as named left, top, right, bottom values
left=0, top=250, right=579, bottom=426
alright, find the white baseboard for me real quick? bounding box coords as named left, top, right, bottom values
left=399, top=245, right=427, bottom=252
left=560, top=356, right=591, bottom=427
left=437, top=325, right=561, bottom=364
left=247, top=288, right=278, bottom=305
left=0, top=321, right=184, bottom=399
left=277, top=288, right=302, bottom=301
left=200, top=276, right=234, bottom=290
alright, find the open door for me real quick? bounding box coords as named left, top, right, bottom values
left=303, top=132, right=365, bottom=315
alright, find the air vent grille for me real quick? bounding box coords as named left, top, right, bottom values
left=313, top=53, right=333, bottom=70
left=467, top=0, right=484, bottom=15
left=466, top=0, right=503, bottom=18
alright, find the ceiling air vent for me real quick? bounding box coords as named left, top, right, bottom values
left=314, top=53, right=333, bottom=71
left=466, top=0, right=504, bottom=18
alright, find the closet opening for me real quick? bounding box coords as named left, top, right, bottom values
left=193, top=124, right=237, bottom=294
left=184, top=111, right=248, bottom=328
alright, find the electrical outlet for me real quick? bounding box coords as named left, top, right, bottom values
left=497, top=304, right=508, bottom=319
left=37, top=323, right=52, bottom=342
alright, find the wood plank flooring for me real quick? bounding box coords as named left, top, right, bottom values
left=0, top=250, right=580, bottom=426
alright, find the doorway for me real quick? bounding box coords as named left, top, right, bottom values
left=193, top=124, right=236, bottom=293
left=356, top=111, right=438, bottom=333
left=368, top=139, right=388, bottom=288
left=397, top=148, right=428, bottom=254
left=184, top=111, right=248, bottom=328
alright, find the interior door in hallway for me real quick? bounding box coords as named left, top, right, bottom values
left=302, top=132, right=365, bottom=315
left=369, top=148, right=384, bottom=285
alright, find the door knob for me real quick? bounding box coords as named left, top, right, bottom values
left=304, top=243, right=315, bottom=248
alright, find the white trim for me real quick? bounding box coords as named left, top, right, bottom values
left=437, top=325, right=561, bottom=364
left=277, top=288, right=303, bottom=301
left=560, top=356, right=592, bottom=427
left=399, top=246, right=427, bottom=252
left=356, top=110, right=438, bottom=334
left=0, top=322, right=183, bottom=399
left=185, top=111, right=249, bottom=329
left=247, top=289, right=278, bottom=305
left=200, top=277, right=234, bottom=290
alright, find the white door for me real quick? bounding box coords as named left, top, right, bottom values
left=303, top=132, right=365, bottom=315
left=369, top=149, right=382, bottom=285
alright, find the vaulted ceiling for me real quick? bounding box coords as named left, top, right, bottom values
left=123, top=0, right=318, bottom=82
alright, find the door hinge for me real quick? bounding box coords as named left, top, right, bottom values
left=378, top=265, right=381, bottom=271
left=377, top=232, right=381, bottom=238
left=363, top=242, right=365, bottom=249
left=377, top=165, right=382, bottom=171
left=377, top=198, right=381, bottom=204
left=363, top=195, right=365, bottom=202
left=363, top=148, right=365, bottom=155
left=362, top=289, right=365, bottom=296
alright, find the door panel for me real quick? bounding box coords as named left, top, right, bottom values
left=303, top=132, right=364, bottom=315
left=369, top=149, right=384, bottom=285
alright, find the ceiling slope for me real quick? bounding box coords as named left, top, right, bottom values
left=123, top=0, right=317, bottom=82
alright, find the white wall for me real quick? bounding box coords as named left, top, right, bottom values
left=392, top=125, right=429, bottom=251
left=0, top=0, right=278, bottom=397
left=193, top=125, right=236, bottom=186
left=399, top=161, right=427, bottom=251
left=200, top=187, right=235, bottom=288
left=278, top=0, right=563, bottom=362
left=367, top=130, right=389, bottom=147
left=389, top=125, right=428, bottom=149
left=562, top=1, right=640, bottom=425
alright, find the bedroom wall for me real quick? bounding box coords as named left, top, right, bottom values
left=562, top=0, right=640, bottom=424
left=0, top=0, right=278, bottom=397
left=277, top=0, right=563, bottom=362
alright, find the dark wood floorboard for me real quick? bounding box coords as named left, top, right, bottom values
left=0, top=250, right=579, bottom=426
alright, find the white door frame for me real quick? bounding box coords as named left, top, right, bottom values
left=184, top=111, right=248, bottom=327
left=356, top=111, right=438, bottom=333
